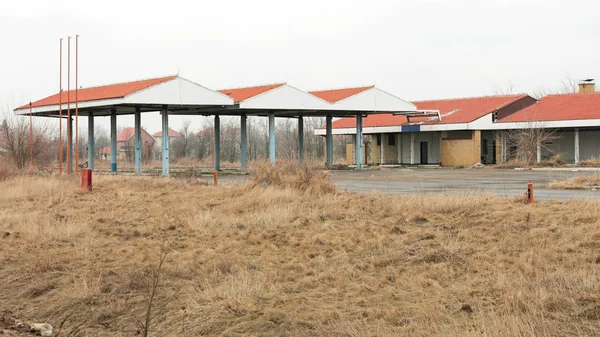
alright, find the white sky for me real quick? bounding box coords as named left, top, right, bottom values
left=1, top=0, right=599, bottom=133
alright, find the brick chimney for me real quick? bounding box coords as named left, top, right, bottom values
left=579, top=79, right=595, bottom=93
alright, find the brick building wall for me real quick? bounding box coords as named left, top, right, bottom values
left=370, top=134, right=399, bottom=164
left=440, top=130, right=481, bottom=166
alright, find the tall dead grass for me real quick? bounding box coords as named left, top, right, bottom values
left=1, top=175, right=600, bottom=336
left=249, top=161, right=337, bottom=194
left=548, top=174, right=600, bottom=189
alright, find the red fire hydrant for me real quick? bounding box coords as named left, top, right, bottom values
left=81, top=169, right=92, bottom=191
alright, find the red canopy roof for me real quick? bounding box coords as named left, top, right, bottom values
left=309, top=86, right=373, bottom=103
left=218, top=83, right=285, bottom=103
left=17, top=75, right=176, bottom=110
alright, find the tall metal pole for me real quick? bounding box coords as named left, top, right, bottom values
left=67, top=36, right=72, bottom=174
left=29, top=102, right=33, bottom=166
left=75, top=35, right=79, bottom=172
left=59, top=38, right=63, bottom=175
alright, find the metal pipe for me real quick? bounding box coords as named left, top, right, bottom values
left=75, top=35, right=79, bottom=172
left=59, top=38, right=63, bottom=175
left=67, top=36, right=72, bottom=174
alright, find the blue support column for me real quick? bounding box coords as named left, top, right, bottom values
left=134, top=108, right=142, bottom=174
left=326, top=114, right=333, bottom=169
left=298, top=116, right=304, bottom=164
left=268, top=113, right=276, bottom=165
left=88, top=112, right=94, bottom=171
left=355, top=113, right=363, bottom=169
left=161, top=109, right=169, bottom=175
left=110, top=109, right=117, bottom=173
left=68, top=117, right=73, bottom=173
left=214, top=115, right=221, bottom=171
left=240, top=114, right=247, bottom=169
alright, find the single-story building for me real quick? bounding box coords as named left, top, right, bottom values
left=315, top=92, right=537, bottom=166
left=316, top=81, right=599, bottom=166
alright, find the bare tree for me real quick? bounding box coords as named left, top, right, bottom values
left=504, top=121, right=557, bottom=165
left=0, top=109, right=55, bottom=168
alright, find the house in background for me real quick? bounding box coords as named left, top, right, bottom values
left=100, top=127, right=156, bottom=162
left=152, top=128, right=182, bottom=147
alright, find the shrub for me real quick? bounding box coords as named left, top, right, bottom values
left=249, top=161, right=336, bottom=194
left=0, top=159, right=16, bottom=181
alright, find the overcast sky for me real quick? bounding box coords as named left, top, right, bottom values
left=2, top=0, right=599, bottom=133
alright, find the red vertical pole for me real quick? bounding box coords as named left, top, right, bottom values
left=59, top=38, right=63, bottom=175
left=67, top=36, right=71, bottom=174
left=75, top=35, right=79, bottom=172
left=29, top=102, right=33, bottom=166
left=527, top=182, right=535, bottom=204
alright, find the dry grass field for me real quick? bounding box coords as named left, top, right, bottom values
left=1, top=163, right=600, bottom=336
left=548, top=174, right=600, bottom=190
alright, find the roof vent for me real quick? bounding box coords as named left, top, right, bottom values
left=579, top=79, right=595, bottom=93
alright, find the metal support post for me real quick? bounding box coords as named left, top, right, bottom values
left=269, top=113, right=276, bottom=165
left=298, top=116, right=304, bottom=164
left=161, top=109, right=169, bottom=175
left=214, top=115, right=221, bottom=171
left=355, top=114, right=363, bottom=168
left=326, top=115, right=333, bottom=169
left=110, top=109, right=117, bottom=173
left=134, top=108, right=142, bottom=174
left=240, top=114, right=247, bottom=169
left=88, top=112, right=94, bottom=171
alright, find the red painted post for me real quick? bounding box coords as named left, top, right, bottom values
left=527, top=182, right=534, bottom=204
left=213, top=170, right=219, bottom=186
left=81, top=168, right=92, bottom=191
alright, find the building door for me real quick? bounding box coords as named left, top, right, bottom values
left=420, top=142, right=428, bottom=164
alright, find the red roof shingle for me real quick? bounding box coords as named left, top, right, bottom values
left=499, top=92, right=600, bottom=123
left=218, top=83, right=285, bottom=103
left=309, top=86, right=374, bottom=103
left=18, top=75, right=177, bottom=110
left=328, top=94, right=532, bottom=129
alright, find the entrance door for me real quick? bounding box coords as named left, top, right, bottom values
left=420, top=142, right=428, bottom=165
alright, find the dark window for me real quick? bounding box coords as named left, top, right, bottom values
left=376, top=135, right=381, bottom=146
left=445, top=131, right=472, bottom=140
left=388, top=135, right=395, bottom=146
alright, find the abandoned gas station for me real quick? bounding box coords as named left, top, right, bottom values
left=14, top=75, right=429, bottom=174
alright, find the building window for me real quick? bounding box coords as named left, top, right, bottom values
left=388, top=135, right=395, bottom=146
left=377, top=135, right=381, bottom=146
left=444, top=131, right=472, bottom=140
